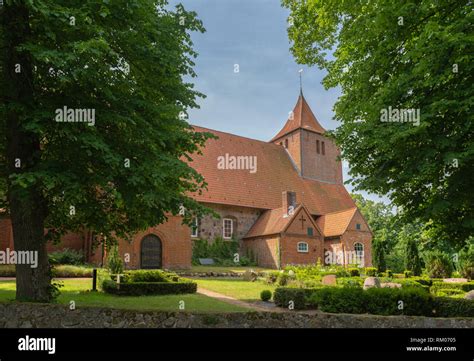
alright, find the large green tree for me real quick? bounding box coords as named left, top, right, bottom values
left=283, top=0, right=473, bottom=247
left=0, top=0, right=211, bottom=301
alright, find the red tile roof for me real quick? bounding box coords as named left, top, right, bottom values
left=271, top=94, right=326, bottom=141
left=244, top=204, right=321, bottom=239
left=316, top=208, right=358, bottom=237
left=244, top=206, right=294, bottom=238
left=188, top=126, right=356, bottom=215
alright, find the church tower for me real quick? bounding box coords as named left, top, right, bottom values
left=271, top=93, right=343, bottom=184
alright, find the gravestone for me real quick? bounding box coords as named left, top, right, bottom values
left=381, top=282, right=402, bottom=289
left=199, top=258, right=215, bottom=266
left=243, top=270, right=258, bottom=282
left=443, top=278, right=468, bottom=283
left=363, top=277, right=381, bottom=290
left=464, top=290, right=474, bottom=300
left=321, top=274, right=337, bottom=286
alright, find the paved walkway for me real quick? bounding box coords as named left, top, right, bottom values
left=197, top=286, right=284, bottom=313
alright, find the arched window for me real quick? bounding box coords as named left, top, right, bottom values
left=354, top=243, right=364, bottom=266
left=284, top=139, right=288, bottom=148
left=297, top=242, right=309, bottom=253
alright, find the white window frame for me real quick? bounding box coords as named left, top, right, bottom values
left=354, top=243, right=364, bottom=265
left=223, top=218, right=233, bottom=239
left=191, top=217, right=199, bottom=238
left=297, top=242, right=309, bottom=253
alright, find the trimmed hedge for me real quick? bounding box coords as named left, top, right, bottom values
left=308, top=287, right=366, bottom=313
left=51, top=265, right=93, bottom=278
left=433, top=297, right=474, bottom=318
left=336, top=277, right=364, bottom=288
left=273, top=287, right=315, bottom=309
left=365, top=267, right=378, bottom=276
left=123, top=269, right=179, bottom=283
left=274, top=286, right=474, bottom=317
left=0, top=265, right=15, bottom=277
left=364, top=287, right=433, bottom=316
left=102, top=280, right=197, bottom=296
left=430, top=281, right=474, bottom=293
left=390, top=278, right=430, bottom=292
left=0, top=264, right=94, bottom=278
left=348, top=268, right=360, bottom=277
left=433, top=288, right=465, bottom=297
left=307, top=287, right=432, bottom=316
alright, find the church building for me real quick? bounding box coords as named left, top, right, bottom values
left=0, top=93, right=372, bottom=269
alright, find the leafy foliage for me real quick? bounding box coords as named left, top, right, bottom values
left=260, top=290, right=272, bottom=302
left=106, top=245, right=123, bottom=275
left=192, top=237, right=256, bottom=266
left=424, top=251, right=454, bottom=278
left=283, top=0, right=474, bottom=248
left=405, top=238, right=423, bottom=276
left=433, top=297, right=474, bottom=317
left=372, top=239, right=387, bottom=272
left=48, top=248, right=84, bottom=265
left=1, top=0, right=212, bottom=301
left=102, top=279, right=197, bottom=296
left=457, top=240, right=474, bottom=280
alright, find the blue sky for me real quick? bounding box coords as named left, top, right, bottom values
left=169, top=0, right=387, bottom=204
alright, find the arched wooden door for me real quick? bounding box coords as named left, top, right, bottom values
left=140, top=234, right=162, bottom=269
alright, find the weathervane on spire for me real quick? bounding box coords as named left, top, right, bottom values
left=298, top=68, right=303, bottom=95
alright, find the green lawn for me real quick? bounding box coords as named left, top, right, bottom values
left=195, top=278, right=276, bottom=302
left=180, top=265, right=273, bottom=273
left=0, top=279, right=247, bottom=313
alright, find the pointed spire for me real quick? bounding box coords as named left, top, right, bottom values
left=299, top=69, right=303, bottom=96
left=271, top=92, right=326, bottom=142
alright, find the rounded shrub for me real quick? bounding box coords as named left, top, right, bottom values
left=365, top=267, right=378, bottom=277
left=348, top=268, right=360, bottom=277
left=384, top=269, right=393, bottom=278
left=260, top=290, right=272, bottom=302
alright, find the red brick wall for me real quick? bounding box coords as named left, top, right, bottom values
left=280, top=234, right=323, bottom=267
left=0, top=215, right=192, bottom=270
left=0, top=218, right=86, bottom=254
left=242, top=236, right=280, bottom=269
left=273, top=129, right=343, bottom=184
left=0, top=218, right=13, bottom=250
left=277, top=131, right=302, bottom=174
left=301, top=130, right=343, bottom=184
left=46, top=232, right=85, bottom=253
left=341, top=210, right=373, bottom=267
left=284, top=207, right=321, bottom=236
left=117, top=215, right=192, bottom=270
left=196, top=203, right=261, bottom=242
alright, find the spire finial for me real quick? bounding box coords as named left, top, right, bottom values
left=298, top=68, right=303, bottom=96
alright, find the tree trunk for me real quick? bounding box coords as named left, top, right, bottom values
left=3, top=3, right=52, bottom=302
